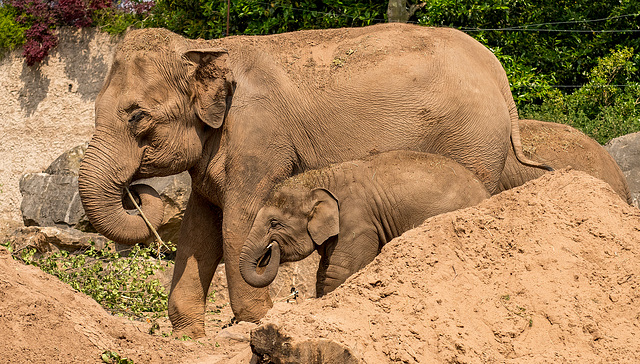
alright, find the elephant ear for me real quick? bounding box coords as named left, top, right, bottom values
left=308, top=188, right=340, bottom=245
left=183, top=48, right=235, bottom=129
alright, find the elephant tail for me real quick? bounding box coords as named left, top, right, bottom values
left=496, top=58, right=553, bottom=172
left=510, top=118, right=554, bottom=172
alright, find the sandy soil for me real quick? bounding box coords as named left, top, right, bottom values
left=255, top=170, right=640, bottom=363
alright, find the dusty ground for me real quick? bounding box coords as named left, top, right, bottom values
left=255, top=170, right=640, bottom=363
left=0, top=243, right=259, bottom=363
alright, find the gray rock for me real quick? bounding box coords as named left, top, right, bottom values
left=605, top=132, right=640, bottom=207
left=20, top=143, right=92, bottom=230
left=20, top=144, right=193, bottom=245
left=7, top=226, right=131, bottom=254
left=20, top=172, right=88, bottom=229
left=44, top=143, right=88, bottom=176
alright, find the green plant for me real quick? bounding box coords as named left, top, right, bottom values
left=417, top=0, right=640, bottom=90
left=101, top=350, right=135, bottom=364
left=5, top=240, right=172, bottom=317
left=92, top=0, right=155, bottom=35
left=0, top=5, right=27, bottom=54
left=148, top=0, right=386, bottom=40
left=521, top=47, right=640, bottom=144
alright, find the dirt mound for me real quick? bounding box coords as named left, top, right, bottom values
left=0, top=246, right=226, bottom=363
left=253, top=170, right=640, bottom=363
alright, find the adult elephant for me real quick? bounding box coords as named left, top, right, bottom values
left=498, top=119, right=630, bottom=203
left=78, top=23, right=546, bottom=337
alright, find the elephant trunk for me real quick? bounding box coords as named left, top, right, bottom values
left=239, top=237, right=281, bottom=289
left=78, top=142, right=164, bottom=244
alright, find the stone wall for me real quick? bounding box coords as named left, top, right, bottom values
left=0, top=27, right=120, bottom=224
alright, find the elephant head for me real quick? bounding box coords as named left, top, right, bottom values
left=239, top=188, right=340, bottom=288
left=78, top=28, right=235, bottom=244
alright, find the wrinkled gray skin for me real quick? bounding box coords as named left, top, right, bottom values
left=240, top=151, right=490, bottom=295
left=498, top=119, right=631, bottom=203
left=77, top=24, right=547, bottom=337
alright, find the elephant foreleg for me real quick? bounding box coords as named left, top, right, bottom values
left=315, top=229, right=379, bottom=296
left=222, top=202, right=273, bottom=322
left=169, top=191, right=223, bottom=339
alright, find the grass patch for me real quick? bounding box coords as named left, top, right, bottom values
left=3, top=240, right=173, bottom=318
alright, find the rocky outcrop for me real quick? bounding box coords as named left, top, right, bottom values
left=19, top=143, right=193, bottom=245
left=9, top=226, right=115, bottom=254
left=20, top=143, right=91, bottom=230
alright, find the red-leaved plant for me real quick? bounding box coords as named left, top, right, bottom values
left=9, top=0, right=135, bottom=65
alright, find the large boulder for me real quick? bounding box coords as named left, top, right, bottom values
left=605, top=132, right=640, bottom=207
left=19, top=144, right=193, bottom=245
left=20, top=143, right=90, bottom=229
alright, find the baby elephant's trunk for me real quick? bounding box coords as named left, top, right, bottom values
left=239, top=240, right=281, bottom=288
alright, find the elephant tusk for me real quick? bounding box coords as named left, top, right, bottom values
left=258, top=241, right=277, bottom=268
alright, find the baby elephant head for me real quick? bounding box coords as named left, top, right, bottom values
left=239, top=187, right=339, bottom=288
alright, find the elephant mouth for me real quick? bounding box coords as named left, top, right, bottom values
left=257, top=242, right=275, bottom=268
left=122, top=185, right=143, bottom=211
left=240, top=240, right=281, bottom=288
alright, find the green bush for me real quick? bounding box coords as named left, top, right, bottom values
left=3, top=241, right=173, bottom=317
left=521, top=47, right=640, bottom=144
left=416, top=0, right=640, bottom=92
left=148, top=0, right=386, bottom=40
left=92, top=9, right=143, bottom=35
left=0, top=5, right=27, bottom=52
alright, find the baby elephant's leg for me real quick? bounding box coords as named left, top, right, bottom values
left=315, top=228, right=379, bottom=296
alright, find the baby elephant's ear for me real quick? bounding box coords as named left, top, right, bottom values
left=308, top=188, right=340, bottom=245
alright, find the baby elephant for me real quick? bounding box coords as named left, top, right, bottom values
left=239, top=150, right=490, bottom=296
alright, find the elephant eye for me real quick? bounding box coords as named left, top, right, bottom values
left=269, top=220, right=281, bottom=229
left=128, top=110, right=145, bottom=124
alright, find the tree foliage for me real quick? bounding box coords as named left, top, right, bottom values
left=0, top=0, right=638, bottom=141
left=0, top=5, right=27, bottom=53
left=148, top=0, right=385, bottom=39
left=522, top=47, right=640, bottom=144
left=415, top=0, right=640, bottom=99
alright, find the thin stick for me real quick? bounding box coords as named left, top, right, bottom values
left=125, top=187, right=165, bottom=256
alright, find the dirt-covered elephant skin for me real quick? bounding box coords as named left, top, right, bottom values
left=77, top=23, right=546, bottom=337
left=498, top=119, right=631, bottom=203
left=240, top=151, right=490, bottom=296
